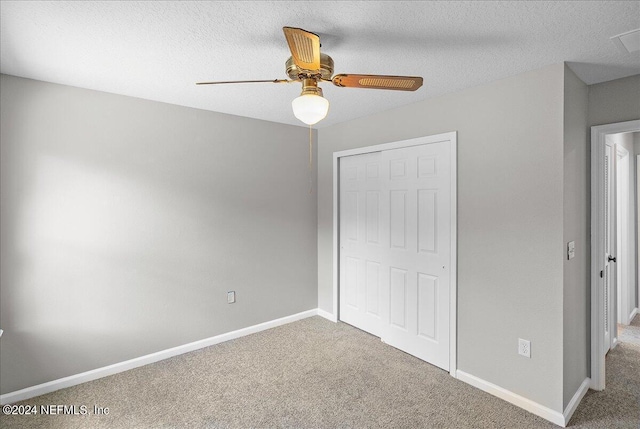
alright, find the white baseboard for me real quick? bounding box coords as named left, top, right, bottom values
left=317, top=308, right=337, bottom=322
left=0, top=309, right=319, bottom=405
left=563, top=377, right=590, bottom=426
left=628, top=307, right=638, bottom=324
left=456, top=370, right=566, bottom=427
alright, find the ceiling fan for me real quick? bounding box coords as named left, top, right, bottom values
left=197, top=27, right=423, bottom=125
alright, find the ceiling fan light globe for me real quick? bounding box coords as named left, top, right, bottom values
left=292, top=94, right=329, bottom=125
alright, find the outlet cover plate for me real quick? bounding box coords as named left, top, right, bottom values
left=518, top=338, right=531, bottom=358
left=567, top=241, right=575, bottom=260
left=227, top=291, right=236, bottom=304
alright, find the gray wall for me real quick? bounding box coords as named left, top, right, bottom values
left=562, top=65, right=589, bottom=408
left=588, top=74, right=640, bottom=127
left=0, top=74, right=318, bottom=394
left=318, top=64, right=566, bottom=411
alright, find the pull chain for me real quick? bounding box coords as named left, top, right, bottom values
left=309, top=124, right=313, bottom=194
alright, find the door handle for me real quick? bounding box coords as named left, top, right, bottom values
left=608, top=255, right=617, bottom=263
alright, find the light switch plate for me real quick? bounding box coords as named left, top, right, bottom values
left=567, top=241, right=575, bottom=260
left=227, top=291, right=236, bottom=304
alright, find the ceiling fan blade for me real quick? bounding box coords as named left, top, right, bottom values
left=332, top=74, right=423, bottom=91
left=283, top=27, right=320, bottom=71
left=196, top=79, right=291, bottom=85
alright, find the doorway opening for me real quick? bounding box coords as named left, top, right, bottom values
left=591, top=120, right=640, bottom=391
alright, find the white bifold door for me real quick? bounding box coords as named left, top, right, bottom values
left=339, top=141, right=451, bottom=370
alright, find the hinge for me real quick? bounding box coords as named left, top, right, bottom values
left=600, top=270, right=603, bottom=278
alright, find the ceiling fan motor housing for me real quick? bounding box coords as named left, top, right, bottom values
left=286, top=53, right=334, bottom=80
left=299, top=78, right=324, bottom=97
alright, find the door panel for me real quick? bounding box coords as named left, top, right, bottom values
left=390, top=190, right=407, bottom=249
left=344, top=257, right=358, bottom=308
left=604, top=141, right=617, bottom=353
left=366, top=191, right=380, bottom=244
left=365, top=261, right=381, bottom=316
left=339, top=152, right=385, bottom=337
left=418, top=190, right=437, bottom=253
left=339, top=140, right=451, bottom=370
left=380, top=143, right=450, bottom=370
left=389, top=267, right=408, bottom=329
left=418, top=273, right=438, bottom=340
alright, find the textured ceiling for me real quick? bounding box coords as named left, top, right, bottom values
left=1, top=1, right=639, bottom=128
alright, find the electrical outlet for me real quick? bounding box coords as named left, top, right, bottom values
left=567, top=241, right=575, bottom=260
left=227, top=291, right=236, bottom=304
left=518, top=339, right=531, bottom=358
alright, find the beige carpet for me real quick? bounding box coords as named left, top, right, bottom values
left=619, top=313, right=640, bottom=344
left=1, top=315, right=639, bottom=429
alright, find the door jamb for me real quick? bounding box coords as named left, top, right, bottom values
left=590, top=120, right=640, bottom=391
left=332, top=131, right=458, bottom=376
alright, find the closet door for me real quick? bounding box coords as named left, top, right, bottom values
left=339, top=140, right=452, bottom=370
left=379, top=142, right=451, bottom=370
left=339, top=151, right=386, bottom=336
